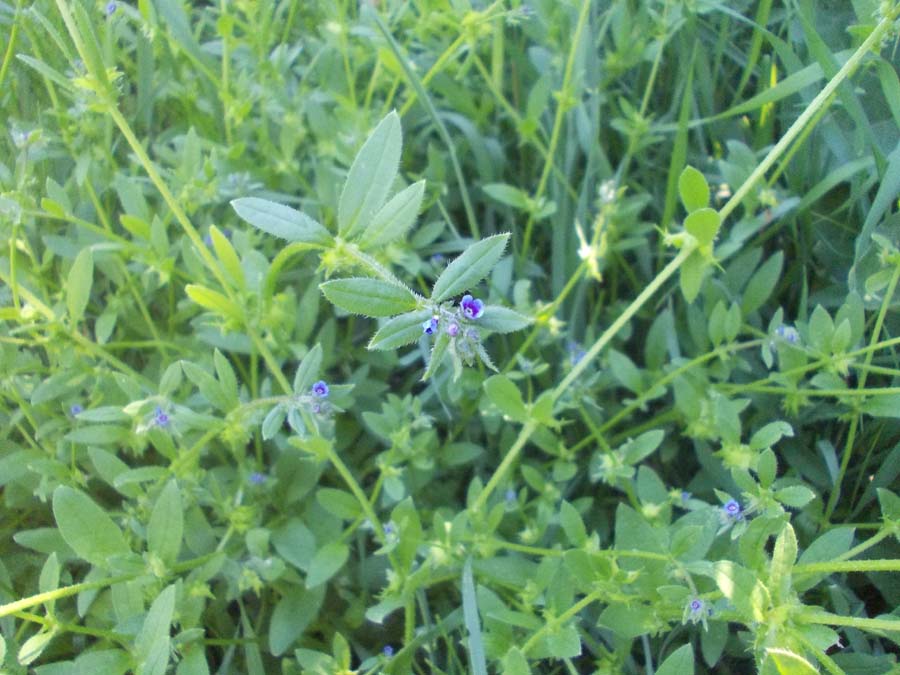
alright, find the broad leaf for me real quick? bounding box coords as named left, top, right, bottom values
left=678, top=165, right=710, bottom=212
left=52, top=486, right=130, bottom=568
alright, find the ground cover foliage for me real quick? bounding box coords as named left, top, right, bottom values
left=2, top=0, right=900, bottom=673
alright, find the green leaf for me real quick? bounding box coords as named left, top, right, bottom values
left=209, top=225, right=245, bottom=291
left=877, top=488, right=900, bottom=520
left=742, top=252, right=783, bottom=315
left=213, top=349, right=239, bottom=410
left=293, top=344, right=323, bottom=393
left=619, top=430, right=665, bottom=465
left=359, top=180, right=426, bottom=248
left=762, top=648, right=819, bottom=675
left=338, top=110, right=402, bottom=238
left=462, top=558, right=488, bottom=675
left=483, top=375, right=527, bottom=422
left=598, top=604, right=656, bottom=639
left=148, top=480, right=183, bottom=567
left=679, top=250, right=707, bottom=303
left=422, top=330, right=451, bottom=381
left=775, top=485, right=815, bottom=508
left=231, top=198, right=331, bottom=245
left=52, top=486, right=130, bottom=568
left=862, top=393, right=900, bottom=419
left=306, top=542, right=349, bottom=588
left=18, top=630, right=55, bottom=666
left=678, top=165, right=710, bottom=212
left=316, top=488, right=361, bottom=520
left=769, top=523, right=797, bottom=604
left=269, top=586, right=324, bottom=656
left=750, top=421, right=793, bottom=451
left=67, top=247, right=94, bottom=324
left=185, top=284, right=242, bottom=321
left=65, top=425, right=130, bottom=445
left=559, top=501, right=587, bottom=547
left=135, top=585, right=176, bottom=675
left=656, top=644, right=695, bottom=675
left=368, top=310, right=432, bottom=350
left=711, top=561, right=769, bottom=622
left=476, top=305, right=532, bottom=333
left=431, top=234, right=510, bottom=302
left=320, top=278, right=419, bottom=318
left=501, top=647, right=531, bottom=675
left=483, top=183, right=531, bottom=210
left=684, top=208, right=721, bottom=246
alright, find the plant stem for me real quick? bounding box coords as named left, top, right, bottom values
left=825, top=258, right=900, bottom=521
left=718, top=8, right=899, bottom=223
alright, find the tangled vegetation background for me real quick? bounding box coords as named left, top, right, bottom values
left=2, top=0, right=900, bottom=673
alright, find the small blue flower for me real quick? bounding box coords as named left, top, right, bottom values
left=382, top=645, right=394, bottom=657
left=422, top=317, right=439, bottom=335
left=311, top=381, right=329, bottom=398
left=249, top=472, right=266, bottom=485
left=383, top=522, right=395, bottom=536
left=460, top=294, right=484, bottom=320
left=505, top=488, right=517, bottom=503
left=105, top=1, right=117, bottom=16
left=70, top=403, right=84, bottom=416
left=722, top=499, right=742, bottom=520
left=430, top=253, right=445, bottom=266
left=684, top=597, right=708, bottom=626
left=680, top=491, right=691, bottom=504
left=154, top=406, right=170, bottom=427
left=775, top=324, right=800, bottom=344
left=447, top=321, right=460, bottom=337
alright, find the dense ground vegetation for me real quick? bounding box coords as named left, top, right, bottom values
left=2, top=1, right=900, bottom=673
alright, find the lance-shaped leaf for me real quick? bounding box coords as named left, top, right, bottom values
left=359, top=180, right=425, bottom=248
left=338, top=111, right=402, bottom=238
left=52, top=486, right=130, bottom=568
left=293, top=343, right=323, bottom=393
left=320, top=278, right=419, bottom=317
left=431, top=233, right=509, bottom=303
left=231, top=198, right=331, bottom=246
left=368, top=309, right=432, bottom=350
left=477, top=305, right=532, bottom=334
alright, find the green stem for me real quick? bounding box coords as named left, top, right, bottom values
left=799, top=610, right=900, bottom=633
left=825, top=258, right=900, bottom=521
left=793, top=558, right=900, bottom=576
left=0, top=0, right=24, bottom=93
left=369, top=8, right=479, bottom=239
left=521, top=591, right=603, bottom=656
left=521, top=0, right=593, bottom=260
left=718, top=8, right=899, bottom=223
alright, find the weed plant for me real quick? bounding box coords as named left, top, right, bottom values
left=1, top=1, right=900, bottom=673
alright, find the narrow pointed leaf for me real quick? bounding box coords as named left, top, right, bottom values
left=431, top=234, right=509, bottom=302
left=359, top=180, right=425, bottom=248
left=338, top=111, right=403, bottom=238
left=231, top=198, right=331, bottom=245
left=368, top=310, right=432, bottom=350
left=67, top=248, right=94, bottom=324
left=320, top=278, right=419, bottom=317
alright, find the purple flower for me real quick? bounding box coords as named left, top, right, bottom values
left=722, top=499, right=742, bottom=520
left=311, top=380, right=329, bottom=398
left=685, top=597, right=707, bottom=625
left=70, top=403, right=84, bottom=416
left=249, top=472, right=266, bottom=485
left=382, top=645, right=394, bottom=657
left=460, top=294, right=484, bottom=320
left=422, top=317, right=439, bottom=335
left=154, top=406, right=170, bottom=427
left=105, top=1, right=117, bottom=15
left=447, top=322, right=460, bottom=337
